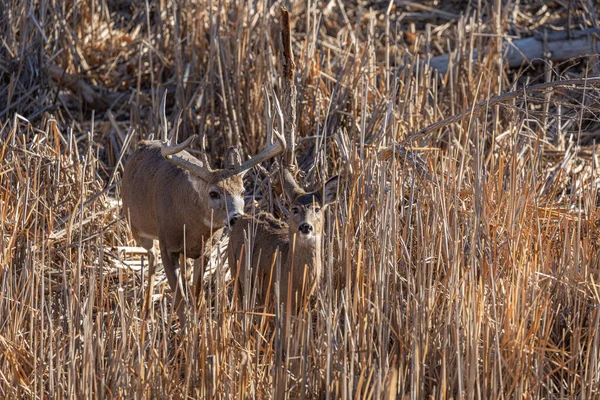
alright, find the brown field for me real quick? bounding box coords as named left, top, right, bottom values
left=2, top=0, right=600, bottom=398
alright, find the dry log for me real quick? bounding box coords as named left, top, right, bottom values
left=428, top=28, right=600, bottom=75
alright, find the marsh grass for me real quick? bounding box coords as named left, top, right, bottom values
left=2, top=0, right=600, bottom=398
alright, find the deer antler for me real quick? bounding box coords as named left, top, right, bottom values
left=161, top=125, right=285, bottom=184
left=161, top=7, right=293, bottom=184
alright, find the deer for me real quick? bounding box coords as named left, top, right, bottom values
left=121, top=130, right=285, bottom=325
left=227, top=169, right=339, bottom=318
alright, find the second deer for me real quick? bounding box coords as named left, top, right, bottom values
left=228, top=169, right=339, bottom=315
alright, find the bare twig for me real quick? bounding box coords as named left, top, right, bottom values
left=280, top=6, right=297, bottom=170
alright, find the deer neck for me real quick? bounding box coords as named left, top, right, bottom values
left=286, top=231, right=323, bottom=285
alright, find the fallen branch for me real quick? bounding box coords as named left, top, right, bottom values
left=428, top=28, right=600, bottom=75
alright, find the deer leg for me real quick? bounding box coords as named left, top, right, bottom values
left=192, top=257, right=205, bottom=305
left=159, top=243, right=188, bottom=327
left=228, top=244, right=245, bottom=310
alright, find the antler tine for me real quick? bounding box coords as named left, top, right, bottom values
left=161, top=135, right=221, bottom=183
left=161, top=134, right=197, bottom=156
left=162, top=133, right=284, bottom=183
left=264, top=86, right=274, bottom=144
left=272, top=90, right=285, bottom=151
left=205, top=87, right=286, bottom=180
left=216, top=126, right=286, bottom=180
left=223, top=87, right=287, bottom=175
left=263, top=86, right=285, bottom=156
left=161, top=114, right=285, bottom=184
left=161, top=87, right=286, bottom=183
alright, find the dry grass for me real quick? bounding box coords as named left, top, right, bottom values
left=2, top=0, right=600, bottom=398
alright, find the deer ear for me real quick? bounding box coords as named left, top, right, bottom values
left=322, top=175, right=339, bottom=205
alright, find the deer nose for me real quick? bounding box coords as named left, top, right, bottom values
left=229, top=213, right=242, bottom=226
left=298, top=223, right=313, bottom=234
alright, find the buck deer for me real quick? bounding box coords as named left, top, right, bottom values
left=121, top=131, right=284, bottom=324
left=228, top=169, right=339, bottom=316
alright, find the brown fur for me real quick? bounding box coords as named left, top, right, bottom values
left=228, top=175, right=339, bottom=314
left=122, top=140, right=245, bottom=322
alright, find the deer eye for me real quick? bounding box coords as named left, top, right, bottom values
left=314, top=206, right=321, bottom=213
left=292, top=207, right=300, bottom=215
left=209, top=191, right=221, bottom=200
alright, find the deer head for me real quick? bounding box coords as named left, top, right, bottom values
left=282, top=169, right=339, bottom=243
left=160, top=131, right=285, bottom=228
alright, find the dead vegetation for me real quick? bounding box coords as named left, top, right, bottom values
left=2, top=0, right=600, bottom=398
